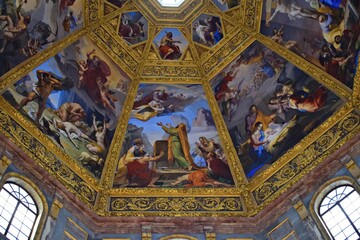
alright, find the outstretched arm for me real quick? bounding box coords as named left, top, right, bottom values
left=266, top=9, right=279, bottom=25
left=17, top=4, right=23, bottom=20
left=92, top=114, right=98, bottom=131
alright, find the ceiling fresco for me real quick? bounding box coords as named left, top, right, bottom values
left=0, top=0, right=359, bottom=216
left=0, top=0, right=84, bottom=77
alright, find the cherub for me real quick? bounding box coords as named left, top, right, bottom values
left=77, top=60, right=88, bottom=88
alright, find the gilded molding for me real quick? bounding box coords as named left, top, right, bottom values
left=253, top=111, right=360, bottom=205
left=142, top=65, right=200, bottom=78
left=99, top=80, right=140, bottom=189
left=352, top=54, right=360, bottom=109
left=242, top=0, right=261, bottom=30
left=256, top=34, right=352, bottom=101
left=88, top=0, right=101, bottom=24
left=110, top=196, right=243, bottom=212
left=89, top=27, right=139, bottom=77
left=108, top=186, right=240, bottom=196
left=202, top=30, right=251, bottom=75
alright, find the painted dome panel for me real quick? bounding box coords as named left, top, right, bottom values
left=2, top=35, right=132, bottom=179
left=113, top=84, right=234, bottom=188
left=0, top=0, right=83, bottom=77
left=260, top=0, right=360, bottom=89
left=119, top=12, right=149, bottom=45
left=211, top=41, right=344, bottom=179
left=153, top=28, right=188, bottom=60
left=192, top=14, right=224, bottom=47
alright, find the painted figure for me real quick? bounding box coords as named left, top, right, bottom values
left=54, top=102, right=86, bottom=123
left=119, top=15, right=145, bottom=41
left=158, top=32, right=182, bottom=59
left=114, top=138, right=164, bottom=187
left=0, top=2, right=31, bottom=53
left=17, top=70, right=74, bottom=123
left=266, top=0, right=317, bottom=26
left=248, top=122, right=272, bottom=164
left=82, top=49, right=111, bottom=104
left=171, top=152, right=232, bottom=187
left=157, top=122, right=198, bottom=170
left=245, top=105, right=275, bottom=136
left=52, top=118, right=92, bottom=149
left=86, top=114, right=107, bottom=155
left=289, top=87, right=327, bottom=112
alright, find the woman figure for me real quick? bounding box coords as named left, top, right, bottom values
left=249, top=122, right=272, bottom=164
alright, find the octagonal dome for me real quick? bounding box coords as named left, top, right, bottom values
left=0, top=0, right=358, bottom=222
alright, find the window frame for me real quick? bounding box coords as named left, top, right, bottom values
left=0, top=173, right=48, bottom=240
left=310, top=176, right=360, bottom=240
left=0, top=182, right=39, bottom=239
left=318, top=185, right=360, bottom=239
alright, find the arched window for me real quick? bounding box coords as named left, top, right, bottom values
left=0, top=182, right=39, bottom=240
left=318, top=185, right=360, bottom=240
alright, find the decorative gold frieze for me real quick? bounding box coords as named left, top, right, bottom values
left=243, top=0, right=262, bottom=30
left=110, top=197, right=243, bottom=212
left=142, top=65, right=200, bottom=78
left=88, top=0, right=101, bottom=24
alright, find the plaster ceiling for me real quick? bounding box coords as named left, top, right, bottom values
left=0, top=0, right=359, bottom=217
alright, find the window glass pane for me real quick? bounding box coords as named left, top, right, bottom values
left=338, top=218, right=350, bottom=230
left=6, top=232, right=17, bottom=240
left=8, top=225, right=19, bottom=238
left=17, top=204, right=28, bottom=216
left=334, top=231, right=346, bottom=240
left=323, top=213, right=337, bottom=229
left=348, top=233, right=359, bottom=240
left=0, top=216, right=9, bottom=227
left=25, top=212, right=36, bottom=223
left=0, top=225, right=5, bottom=234
left=1, top=209, right=13, bottom=221
left=11, top=218, right=22, bottom=230
left=20, top=224, right=31, bottom=236
left=23, top=216, right=35, bottom=230
left=0, top=183, right=39, bottom=239
left=320, top=185, right=360, bottom=240
left=17, top=232, right=28, bottom=240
